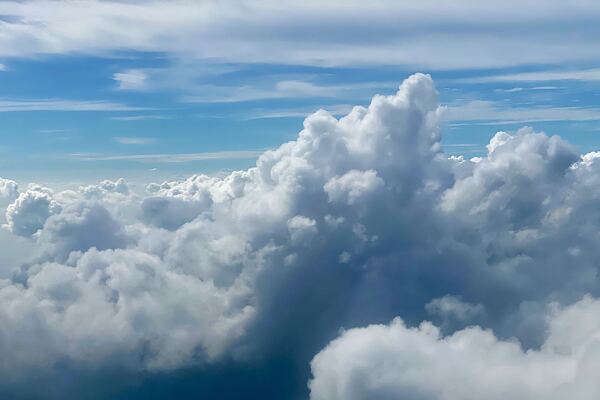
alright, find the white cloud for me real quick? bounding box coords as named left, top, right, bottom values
left=4, top=184, right=61, bottom=237
left=287, top=215, right=318, bottom=245
left=310, top=296, right=600, bottom=400
left=494, top=86, right=559, bottom=92
left=0, top=99, right=146, bottom=112
left=114, top=136, right=156, bottom=145
left=495, top=87, right=524, bottom=93
left=71, top=150, right=264, bottom=163
left=242, top=104, right=355, bottom=120
left=445, top=100, right=600, bottom=125
left=182, top=81, right=394, bottom=103
left=0, top=177, right=18, bottom=201
left=0, top=74, right=446, bottom=382
left=324, top=169, right=384, bottom=205
left=1, top=1, right=599, bottom=69
left=464, top=68, right=600, bottom=83
left=113, top=69, right=148, bottom=91
left=111, top=115, right=171, bottom=121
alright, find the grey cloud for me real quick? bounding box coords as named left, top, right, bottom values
left=425, top=295, right=486, bottom=332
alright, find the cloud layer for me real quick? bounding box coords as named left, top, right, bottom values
left=2, top=74, right=600, bottom=398
left=1, top=1, right=600, bottom=69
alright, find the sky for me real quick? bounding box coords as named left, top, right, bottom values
left=4, top=1, right=600, bottom=399
left=2, top=0, right=600, bottom=184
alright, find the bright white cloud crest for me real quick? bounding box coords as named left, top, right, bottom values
left=309, top=296, right=600, bottom=400
left=2, top=74, right=600, bottom=397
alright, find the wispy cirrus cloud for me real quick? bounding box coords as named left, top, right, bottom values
left=461, top=68, right=600, bottom=83
left=1, top=1, right=600, bottom=69
left=0, top=99, right=146, bottom=112
left=445, top=100, right=600, bottom=125
left=493, top=86, right=559, bottom=93
left=242, top=104, right=355, bottom=120
left=71, top=150, right=264, bottom=163
left=113, top=69, right=148, bottom=90
left=182, top=80, right=394, bottom=103
left=114, top=137, right=156, bottom=145
left=111, top=115, right=171, bottom=121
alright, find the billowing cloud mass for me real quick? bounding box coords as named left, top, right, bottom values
left=309, top=296, right=600, bottom=400
left=2, top=74, right=600, bottom=398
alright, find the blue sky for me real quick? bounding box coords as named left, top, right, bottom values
left=2, top=0, right=600, bottom=184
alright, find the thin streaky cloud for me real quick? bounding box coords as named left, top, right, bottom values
left=113, top=69, right=148, bottom=91
left=38, top=129, right=67, bottom=134
left=111, top=115, right=172, bottom=121
left=114, top=137, right=157, bottom=145
left=531, top=86, right=561, bottom=90
left=443, top=148, right=486, bottom=154
left=182, top=81, right=396, bottom=103
left=444, top=100, right=600, bottom=124
left=243, top=104, right=355, bottom=120
left=0, top=99, right=147, bottom=112
left=494, top=87, right=524, bottom=93
left=2, top=1, right=600, bottom=69
left=460, top=69, right=600, bottom=83
left=71, top=150, right=264, bottom=163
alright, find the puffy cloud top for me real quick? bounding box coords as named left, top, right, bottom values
left=0, top=177, right=18, bottom=202
left=4, top=185, right=61, bottom=237
left=309, top=296, right=600, bottom=400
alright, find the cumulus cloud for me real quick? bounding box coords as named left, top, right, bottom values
left=1, top=74, right=600, bottom=397
left=80, top=178, right=130, bottom=198
left=287, top=215, right=318, bottom=245
left=39, top=202, right=130, bottom=261
left=4, top=184, right=61, bottom=237
left=0, top=177, right=18, bottom=202
left=324, top=169, right=384, bottom=205
left=309, top=296, right=600, bottom=400
left=0, top=74, right=444, bottom=379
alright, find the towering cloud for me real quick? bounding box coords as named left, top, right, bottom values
left=1, top=74, right=600, bottom=398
